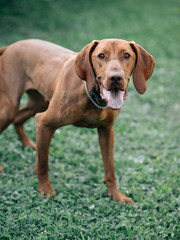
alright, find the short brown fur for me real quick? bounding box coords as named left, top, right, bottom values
left=0, top=39, right=155, bottom=203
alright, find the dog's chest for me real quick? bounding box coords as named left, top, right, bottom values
left=74, top=118, right=104, bottom=128
left=73, top=108, right=119, bottom=128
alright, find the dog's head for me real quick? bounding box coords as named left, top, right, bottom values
left=75, top=39, right=155, bottom=109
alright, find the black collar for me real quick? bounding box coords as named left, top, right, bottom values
left=91, top=88, right=106, bottom=103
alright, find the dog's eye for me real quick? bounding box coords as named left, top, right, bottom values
left=98, top=53, right=105, bottom=59
left=124, top=53, right=130, bottom=59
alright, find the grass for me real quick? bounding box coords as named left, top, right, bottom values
left=0, top=0, right=180, bottom=239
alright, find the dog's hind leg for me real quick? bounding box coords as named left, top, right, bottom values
left=0, top=92, right=16, bottom=133
left=13, top=89, right=48, bottom=149
left=0, top=92, right=17, bottom=173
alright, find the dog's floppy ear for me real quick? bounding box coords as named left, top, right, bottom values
left=129, top=41, right=155, bottom=94
left=74, top=40, right=99, bottom=92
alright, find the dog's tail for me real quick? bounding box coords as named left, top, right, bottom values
left=0, top=46, right=8, bottom=55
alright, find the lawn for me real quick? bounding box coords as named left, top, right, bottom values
left=0, top=0, right=180, bottom=239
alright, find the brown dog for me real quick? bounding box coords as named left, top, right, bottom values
left=0, top=39, right=155, bottom=203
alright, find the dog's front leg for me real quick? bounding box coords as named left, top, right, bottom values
left=98, top=126, right=134, bottom=203
left=35, top=112, right=56, bottom=197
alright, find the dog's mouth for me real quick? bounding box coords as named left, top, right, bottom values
left=100, top=84, right=128, bottom=110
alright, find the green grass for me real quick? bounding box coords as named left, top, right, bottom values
left=0, top=0, right=180, bottom=239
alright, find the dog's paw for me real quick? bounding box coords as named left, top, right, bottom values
left=38, top=183, right=56, bottom=198
left=108, top=188, right=134, bottom=204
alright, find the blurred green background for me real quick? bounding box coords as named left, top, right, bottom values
left=0, top=0, right=180, bottom=239
left=0, top=0, right=179, bottom=55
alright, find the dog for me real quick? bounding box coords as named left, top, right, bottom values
left=0, top=39, right=155, bottom=203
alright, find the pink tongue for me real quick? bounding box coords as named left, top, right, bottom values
left=100, top=85, right=127, bottom=109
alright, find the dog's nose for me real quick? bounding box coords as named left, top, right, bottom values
left=110, top=75, right=122, bottom=82
left=108, top=72, right=124, bottom=83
